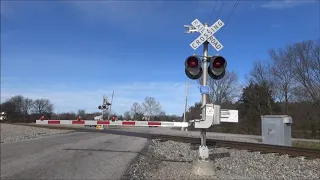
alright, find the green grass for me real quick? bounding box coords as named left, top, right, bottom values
left=292, top=141, right=320, bottom=150
left=254, top=138, right=320, bottom=150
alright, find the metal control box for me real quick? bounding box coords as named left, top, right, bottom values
left=261, top=115, right=293, bottom=146
left=195, top=104, right=221, bottom=128
left=195, top=104, right=214, bottom=128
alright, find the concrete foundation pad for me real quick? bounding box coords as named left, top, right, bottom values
left=192, top=159, right=217, bottom=176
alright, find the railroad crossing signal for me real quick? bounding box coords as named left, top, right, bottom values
left=187, top=19, right=225, bottom=51
left=98, top=96, right=112, bottom=110
left=184, top=18, right=237, bottom=162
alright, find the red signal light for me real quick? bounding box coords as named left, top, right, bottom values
left=185, top=55, right=202, bottom=80
left=213, top=58, right=225, bottom=68
left=208, top=56, right=227, bottom=80
left=187, top=57, right=198, bottom=68
left=102, top=105, right=106, bottom=109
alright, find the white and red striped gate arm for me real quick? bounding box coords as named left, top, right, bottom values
left=36, top=116, right=189, bottom=128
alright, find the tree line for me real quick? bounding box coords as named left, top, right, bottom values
left=185, top=40, right=319, bottom=139
left=0, top=96, right=181, bottom=123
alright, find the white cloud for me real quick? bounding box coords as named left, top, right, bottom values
left=260, top=0, right=316, bottom=9
left=1, top=81, right=201, bottom=116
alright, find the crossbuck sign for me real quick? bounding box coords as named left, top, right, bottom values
left=189, top=19, right=225, bottom=51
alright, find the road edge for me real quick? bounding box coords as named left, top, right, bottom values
left=120, top=138, right=153, bottom=180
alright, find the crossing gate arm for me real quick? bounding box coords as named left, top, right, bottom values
left=35, top=120, right=189, bottom=128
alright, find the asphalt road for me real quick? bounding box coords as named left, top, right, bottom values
left=1, top=132, right=148, bottom=180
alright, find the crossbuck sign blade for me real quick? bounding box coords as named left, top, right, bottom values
left=189, top=19, right=225, bottom=51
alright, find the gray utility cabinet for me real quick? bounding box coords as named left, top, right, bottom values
left=261, top=115, right=293, bottom=146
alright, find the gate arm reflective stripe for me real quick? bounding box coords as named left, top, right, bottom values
left=35, top=120, right=189, bottom=128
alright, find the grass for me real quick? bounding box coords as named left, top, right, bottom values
left=254, top=138, right=320, bottom=150
left=292, top=141, right=320, bottom=150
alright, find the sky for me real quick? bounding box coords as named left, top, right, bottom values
left=1, top=0, right=319, bottom=116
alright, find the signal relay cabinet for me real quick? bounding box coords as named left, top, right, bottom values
left=261, top=115, right=293, bottom=146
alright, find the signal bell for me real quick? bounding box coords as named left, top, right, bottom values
left=208, top=56, right=227, bottom=80
left=184, top=55, right=203, bottom=80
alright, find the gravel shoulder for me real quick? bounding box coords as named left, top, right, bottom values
left=124, top=139, right=320, bottom=180
left=0, top=123, right=74, bottom=143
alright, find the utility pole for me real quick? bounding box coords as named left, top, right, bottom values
left=108, top=91, right=114, bottom=120
left=102, top=95, right=105, bottom=119
left=201, top=23, right=209, bottom=148
left=182, top=80, right=189, bottom=131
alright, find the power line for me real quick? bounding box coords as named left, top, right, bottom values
left=216, top=1, right=225, bottom=20
left=210, top=0, right=219, bottom=19
left=222, top=0, right=240, bottom=31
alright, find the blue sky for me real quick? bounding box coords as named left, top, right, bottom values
left=1, top=0, right=319, bottom=116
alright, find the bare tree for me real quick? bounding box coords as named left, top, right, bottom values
left=9, top=95, right=24, bottom=116
left=141, top=96, right=162, bottom=120
left=157, top=111, right=167, bottom=121
left=123, top=111, right=131, bottom=120
left=159, top=111, right=166, bottom=116
left=130, top=102, right=142, bottom=119
left=288, top=40, right=320, bottom=137
left=58, top=112, right=77, bottom=120
left=31, top=99, right=54, bottom=115
left=198, top=70, right=240, bottom=104
left=249, top=60, right=275, bottom=114
left=249, top=60, right=273, bottom=86
left=269, top=47, right=295, bottom=113
left=77, top=109, right=86, bottom=118
left=22, top=98, right=33, bottom=116
left=289, top=40, right=320, bottom=102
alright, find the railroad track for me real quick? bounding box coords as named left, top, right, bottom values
left=14, top=123, right=320, bottom=159
left=154, top=135, right=320, bottom=159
